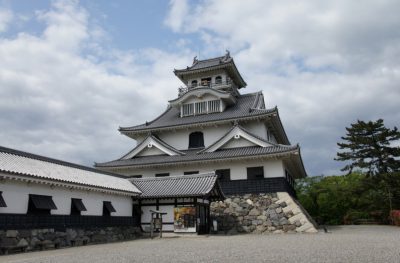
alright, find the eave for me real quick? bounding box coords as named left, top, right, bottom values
left=96, top=147, right=300, bottom=171
left=0, top=171, right=141, bottom=196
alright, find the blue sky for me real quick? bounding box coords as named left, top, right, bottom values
left=0, top=0, right=399, bottom=176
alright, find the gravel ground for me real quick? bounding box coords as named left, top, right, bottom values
left=1, top=225, right=399, bottom=263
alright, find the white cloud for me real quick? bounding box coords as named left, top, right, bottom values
left=164, top=0, right=189, bottom=32
left=0, top=8, right=13, bottom=32
left=165, top=0, right=400, bottom=175
left=0, top=0, right=188, bottom=165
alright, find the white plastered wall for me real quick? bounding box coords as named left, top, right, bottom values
left=157, top=123, right=232, bottom=150
left=0, top=179, right=133, bottom=216
left=123, top=158, right=285, bottom=180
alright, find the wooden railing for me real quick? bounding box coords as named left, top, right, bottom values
left=178, top=80, right=232, bottom=96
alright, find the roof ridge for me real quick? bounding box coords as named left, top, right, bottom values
left=0, top=145, right=126, bottom=179
left=131, top=172, right=216, bottom=181
left=119, top=104, right=172, bottom=131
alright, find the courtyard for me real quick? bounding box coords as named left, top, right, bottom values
left=0, top=226, right=399, bottom=263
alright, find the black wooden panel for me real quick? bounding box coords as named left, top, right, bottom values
left=219, top=177, right=296, bottom=197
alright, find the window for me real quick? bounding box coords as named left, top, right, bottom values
left=155, top=173, right=169, bottom=177
left=182, top=103, right=194, bottom=116
left=215, top=169, right=231, bottom=181
left=285, top=170, right=294, bottom=188
left=195, top=101, right=207, bottom=115
left=0, top=191, right=6, bottom=207
left=191, top=80, right=198, bottom=87
left=181, top=100, right=221, bottom=117
left=201, top=77, right=211, bottom=86
left=27, top=194, right=57, bottom=215
left=208, top=100, right=220, bottom=113
left=184, top=171, right=199, bottom=175
left=189, top=131, right=204, bottom=148
left=215, top=76, right=222, bottom=84
left=247, top=167, right=264, bottom=180
left=103, top=201, right=116, bottom=216
left=71, top=198, right=87, bottom=215
left=129, top=175, right=142, bottom=178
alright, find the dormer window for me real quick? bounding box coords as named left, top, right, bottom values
left=215, top=76, right=222, bottom=84
left=189, top=132, right=204, bottom=148
left=191, top=80, right=198, bottom=88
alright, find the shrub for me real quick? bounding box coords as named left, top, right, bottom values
left=390, top=210, right=400, bottom=226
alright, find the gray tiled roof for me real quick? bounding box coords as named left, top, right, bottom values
left=120, top=92, right=274, bottom=134
left=0, top=146, right=141, bottom=195
left=131, top=173, right=224, bottom=199
left=95, top=145, right=299, bottom=168
left=176, top=56, right=231, bottom=71
left=173, top=54, right=247, bottom=88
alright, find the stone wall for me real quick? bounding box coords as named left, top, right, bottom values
left=211, top=192, right=318, bottom=234
left=0, top=226, right=141, bottom=255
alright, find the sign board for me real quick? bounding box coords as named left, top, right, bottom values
left=174, top=206, right=196, bottom=233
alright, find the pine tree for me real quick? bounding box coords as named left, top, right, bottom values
left=335, top=119, right=400, bottom=175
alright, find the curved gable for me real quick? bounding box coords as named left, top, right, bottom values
left=121, top=135, right=185, bottom=160
left=169, top=87, right=235, bottom=107
left=199, top=125, right=274, bottom=153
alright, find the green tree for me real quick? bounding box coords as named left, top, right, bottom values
left=335, top=119, right=400, bottom=176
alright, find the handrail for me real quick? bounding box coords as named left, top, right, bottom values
left=178, top=80, right=232, bottom=96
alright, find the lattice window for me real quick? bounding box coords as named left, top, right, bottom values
left=208, top=100, right=220, bottom=113
left=182, top=103, right=194, bottom=116
left=195, top=101, right=207, bottom=115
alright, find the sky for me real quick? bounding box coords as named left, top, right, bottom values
left=0, top=0, right=399, bottom=176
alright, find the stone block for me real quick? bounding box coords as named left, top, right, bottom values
left=283, top=225, right=296, bottom=232
left=6, top=230, right=18, bottom=238
left=257, top=215, right=267, bottom=221
left=0, top=237, right=18, bottom=248
left=17, top=238, right=29, bottom=248
left=279, top=218, right=289, bottom=225
left=17, top=230, right=31, bottom=238
left=275, top=207, right=282, bottom=214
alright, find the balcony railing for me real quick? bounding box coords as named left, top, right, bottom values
left=178, top=79, right=232, bottom=96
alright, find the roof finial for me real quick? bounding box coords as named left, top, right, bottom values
left=192, top=55, right=198, bottom=65
left=225, top=49, right=231, bottom=59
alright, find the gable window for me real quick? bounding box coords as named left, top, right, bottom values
left=181, top=100, right=221, bottom=117
left=71, top=198, right=87, bottom=215
left=215, top=169, right=230, bottom=181
left=27, top=194, right=57, bottom=215
left=182, top=103, right=194, bottom=116
left=155, top=173, right=169, bottom=177
left=191, top=80, right=198, bottom=88
left=103, top=201, right=116, bottom=216
left=184, top=171, right=199, bottom=175
left=195, top=101, right=207, bottom=115
left=189, top=131, right=204, bottom=148
left=215, top=76, right=222, bottom=84
left=0, top=191, right=7, bottom=207
left=208, top=100, right=220, bottom=113
left=247, top=166, right=264, bottom=180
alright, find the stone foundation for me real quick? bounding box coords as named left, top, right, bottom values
left=0, top=226, right=141, bottom=255
left=211, top=192, right=318, bottom=234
